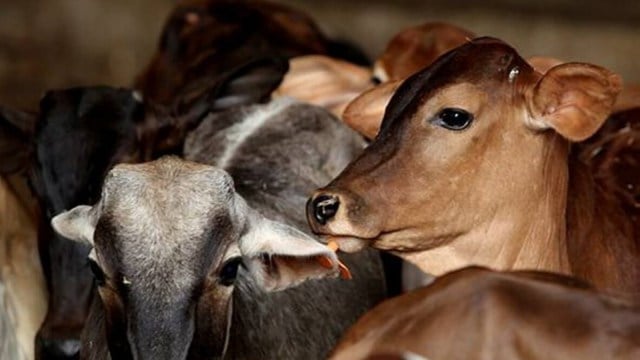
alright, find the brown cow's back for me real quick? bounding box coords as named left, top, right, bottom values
left=331, top=267, right=640, bottom=360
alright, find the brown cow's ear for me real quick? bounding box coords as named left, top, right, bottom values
left=0, top=107, right=36, bottom=174
left=235, top=196, right=341, bottom=292
left=343, top=80, right=402, bottom=140
left=527, top=63, right=622, bottom=141
left=51, top=205, right=97, bottom=246
left=273, top=55, right=373, bottom=117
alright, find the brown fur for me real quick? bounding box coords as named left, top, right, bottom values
left=330, top=267, right=640, bottom=360
left=274, top=55, right=373, bottom=117
left=308, top=37, right=639, bottom=299
left=374, top=22, right=475, bottom=82
left=135, top=0, right=331, bottom=105
left=0, top=175, right=47, bottom=360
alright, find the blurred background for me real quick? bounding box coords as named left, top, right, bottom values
left=0, top=0, right=638, bottom=110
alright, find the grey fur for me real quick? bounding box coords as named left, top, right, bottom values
left=185, top=99, right=386, bottom=359
left=77, top=99, right=386, bottom=360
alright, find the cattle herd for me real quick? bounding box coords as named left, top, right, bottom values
left=0, top=1, right=638, bottom=359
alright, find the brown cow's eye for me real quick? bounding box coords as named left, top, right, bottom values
left=433, top=108, right=473, bottom=130
left=219, top=257, right=243, bottom=286
left=88, top=258, right=106, bottom=286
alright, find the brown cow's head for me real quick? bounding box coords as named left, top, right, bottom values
left=307, top=38, right=621, bottom=270
left=52, top=157, right=342, bottom=360
left=373, top=22, right=475, bottom=83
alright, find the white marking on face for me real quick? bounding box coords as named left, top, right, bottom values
left=508, top=67, right=520, bottom=83
left=215, top=98, right=296, bottom=169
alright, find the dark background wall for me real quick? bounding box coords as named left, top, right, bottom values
left=0, top=0, right=637, bottom=110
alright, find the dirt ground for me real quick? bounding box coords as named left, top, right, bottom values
left=0, top=0, right=637, bottom=110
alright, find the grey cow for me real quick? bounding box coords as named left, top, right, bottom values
left=52, top=98, right=387, bottom=360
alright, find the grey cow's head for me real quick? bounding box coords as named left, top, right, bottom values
left=50, top=157, right=342, bottom=360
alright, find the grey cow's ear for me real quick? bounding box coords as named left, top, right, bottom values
left=51, top=205, right=97, bottom=246
left=237, top=203, right=342, bottom=292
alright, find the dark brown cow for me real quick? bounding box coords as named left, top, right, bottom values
left=307, top=37, right=640, bottom=300
left=575, top=107, right=640, bottom=236
left=330, top=267, right=640, bottom=360
left=135, top=0, right=367, bottom=105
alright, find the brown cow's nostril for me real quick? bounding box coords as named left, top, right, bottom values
left=311, top=195, right=340, bottom=225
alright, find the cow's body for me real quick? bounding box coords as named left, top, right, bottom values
left=331, top=267, right=640, bottom=360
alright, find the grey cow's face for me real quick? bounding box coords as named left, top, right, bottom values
left=51, top=157, right=342, bottom=360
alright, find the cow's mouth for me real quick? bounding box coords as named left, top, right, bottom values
left=323, top=235, right=370, bottom=253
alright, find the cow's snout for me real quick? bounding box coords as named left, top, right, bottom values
left=309, top=194, right=340, bottom=225
left=36, top=334, right=81, bottom=360
left=307, top=188, right=382, bottom=252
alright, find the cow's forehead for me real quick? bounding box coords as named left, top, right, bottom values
left=380, top=37, right=533, bottom=134
left=94, top=157, right=239, bottom=299
left=103, top=157, right=234, bottom=210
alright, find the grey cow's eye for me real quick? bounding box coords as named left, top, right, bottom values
left=432, top=108, right=474, bottom=131
left=219, top=257, right=243, bottom=286
left=88, top=258, right=106, bottom=286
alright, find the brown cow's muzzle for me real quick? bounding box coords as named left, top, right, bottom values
left=306, top=188, right=379, bottom=253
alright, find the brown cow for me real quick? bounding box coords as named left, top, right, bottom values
left=373, top=22, right=475, bottom=83
left=330, top=267, right=640, bottom=360
left=0, top=176, right=47, bottom=360
left=307, top=37, right=640, bottom=300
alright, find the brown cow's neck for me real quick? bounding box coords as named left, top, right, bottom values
left=403, top=134, right=572, bottom=277
left=565, top=156, right=640, bottom=299
left=402, top=134, right=640, bottom=299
